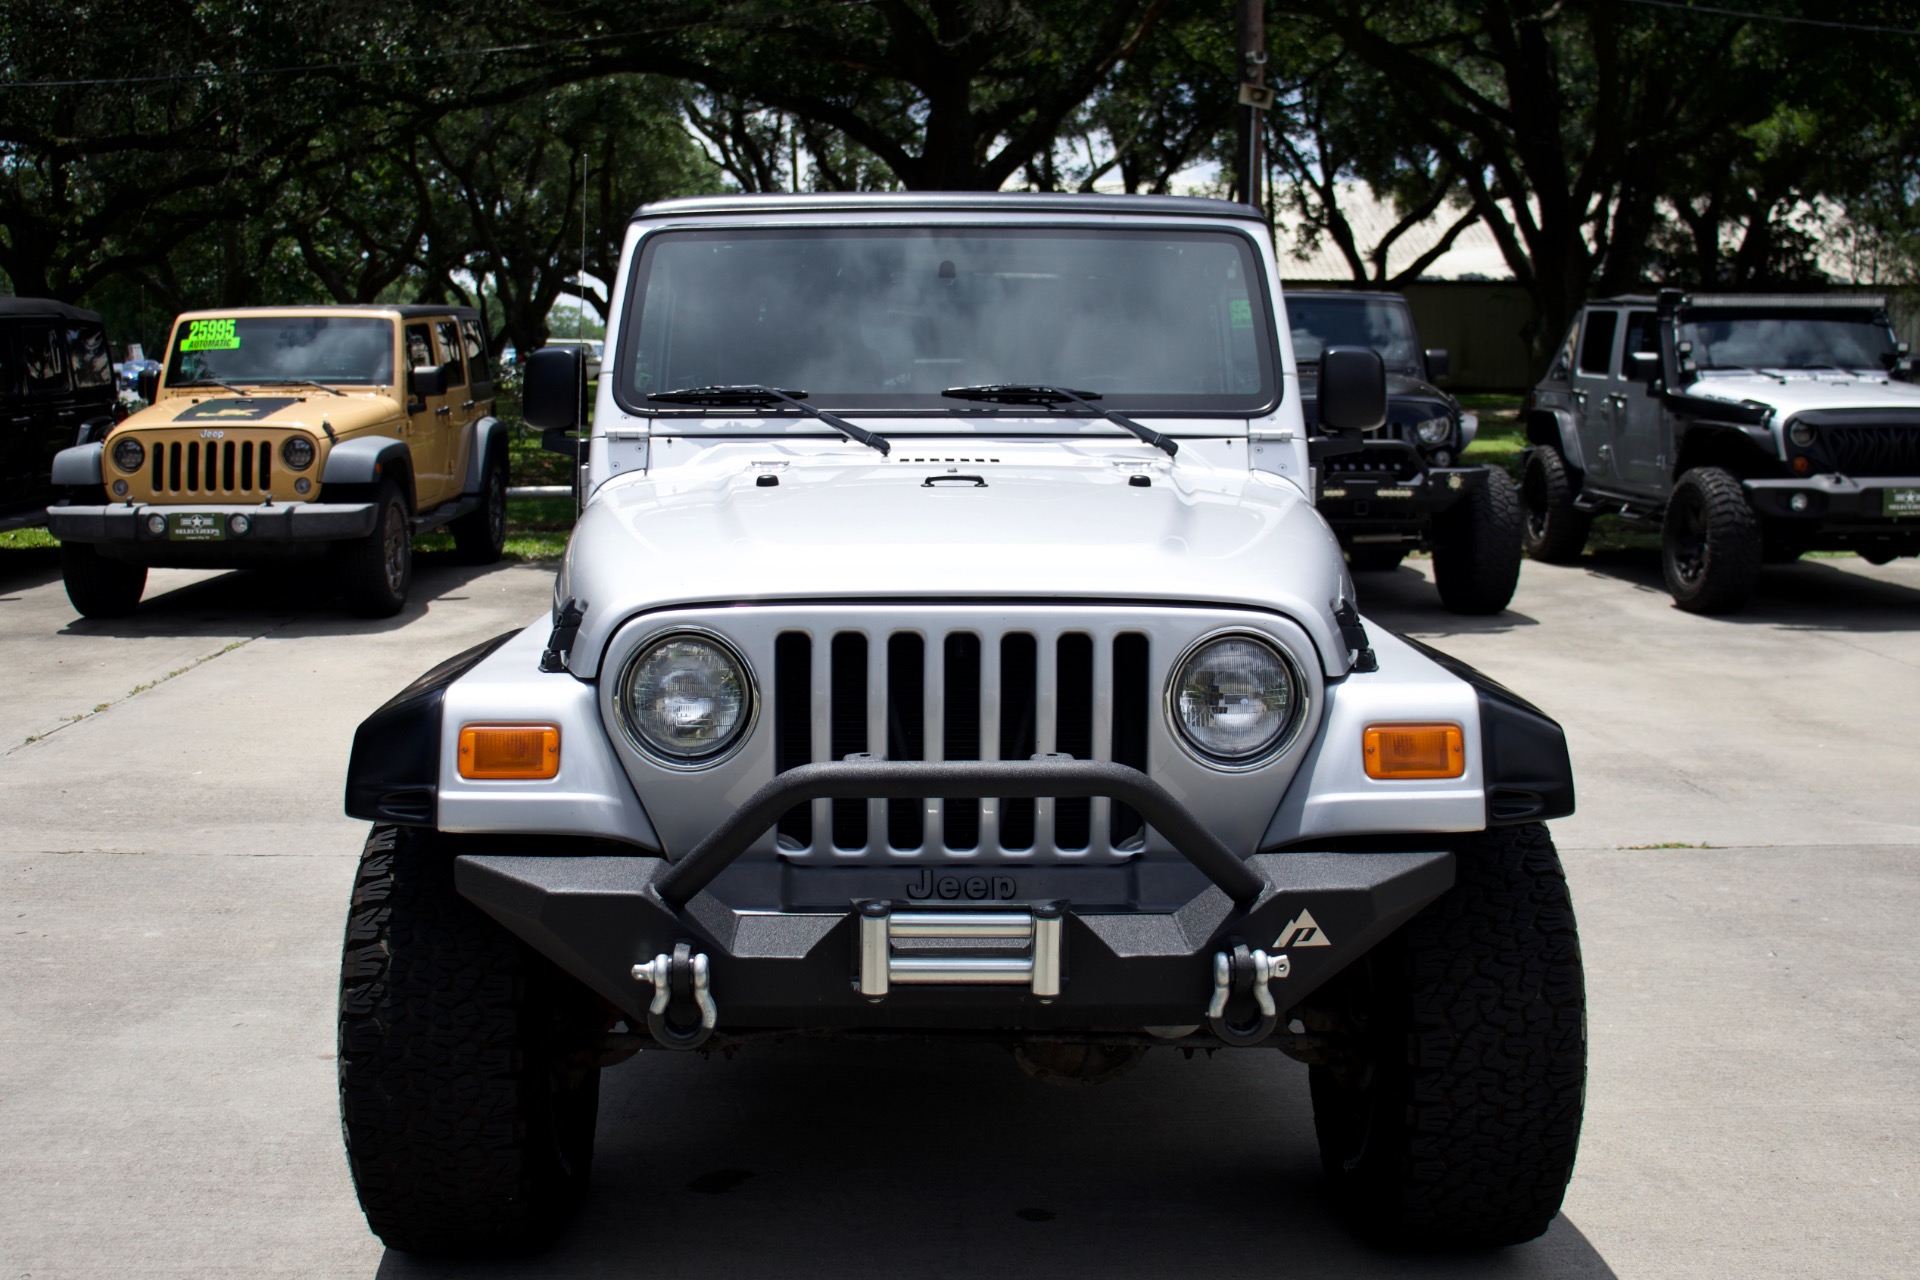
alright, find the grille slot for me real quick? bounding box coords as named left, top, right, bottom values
left=772, top=626, right=1150, bottom=859
left=145, top=437, right=275, bottom=498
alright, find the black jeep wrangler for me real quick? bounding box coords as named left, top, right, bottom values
left=1522, top=290, right=1920, bottom=612
left=2, top=299, right=121, bottom=534
left=1287, top=290, right=1521, bottom=613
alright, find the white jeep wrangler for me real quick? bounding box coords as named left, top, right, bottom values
left=337, top=194, right=1585, bottom=1255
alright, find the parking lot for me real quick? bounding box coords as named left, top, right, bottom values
left=2, top=543, right=1917, bottom=1279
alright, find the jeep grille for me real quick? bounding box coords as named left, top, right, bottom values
left=770, top=628, right=1151, bottom=857
left=1819, top=423, right=1920, bottom=478
left=148, top=438, right=273, bottom=498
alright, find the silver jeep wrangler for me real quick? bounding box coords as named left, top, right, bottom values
left=337, top=194, right=1585, bottom=1255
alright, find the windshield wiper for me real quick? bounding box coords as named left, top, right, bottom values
left=173, top=378, right=251, bottom=396
left=259, top=378, right=345, bottom=396
left=647, top=385, right=890, bottom=456
left=940, top=384, right=1178, bottom=457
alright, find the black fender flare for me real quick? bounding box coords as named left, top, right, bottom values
left=320, top=436, right=412, bottom=496
left=462, top=415, right=508, bottom=495
left=343, top=631, right=516, bottom=826
left=1526, top=407, right=1585, bottom=476
left=1397, top=634, right=1576, bottom=826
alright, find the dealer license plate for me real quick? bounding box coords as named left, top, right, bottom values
left=1884, top=488, right=1920, bottom=518
left=167, top=512, right=225, bottom=542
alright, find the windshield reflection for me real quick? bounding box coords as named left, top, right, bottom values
left=166, top=316, right=395, bottom=386
left=619, top=228, right=1273, bottom=412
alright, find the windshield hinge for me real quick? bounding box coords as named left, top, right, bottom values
left=1331, top=598, right=1378, bottom=674
left=540, top=597, right=588, bottom=673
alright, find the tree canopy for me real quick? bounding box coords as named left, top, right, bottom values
left=3, top=1, right=1916, bottom=357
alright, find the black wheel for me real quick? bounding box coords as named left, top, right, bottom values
left=1520, top=447, right=1591, bottom=563
left=1858, top=547, right=1898, bottom=566
left=60, top=542, right=147, bottom=618
left=338, top=481, right=412, bottom=617
left=1431, top=466, right=1523, bottom=614
left=1346, top=545, right=1406, bottom=573
left=339, top=825, right=604, bottom=1255
left=1662, top=466, right=1760, bottom=613
left=451, top=445, right=509, bottom=564
left=1307, top=823, right=1586, bottom=1249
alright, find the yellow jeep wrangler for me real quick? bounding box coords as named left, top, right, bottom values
left=47, top=305, right=509, bottom=618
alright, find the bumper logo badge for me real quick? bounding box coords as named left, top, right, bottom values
left=1274, top=909, right=1331, bottom=949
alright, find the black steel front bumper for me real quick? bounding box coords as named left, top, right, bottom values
left=1318, top=463, right=1483, bottom=530
left=457, top=848, right=1450, bottom=1032
left=450, top=758, right=1455, bottom=1035
left=1744, top=476, right=1920, bottom=524
left=47, top=501, right=378, bottom=546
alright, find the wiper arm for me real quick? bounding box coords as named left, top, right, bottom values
left=941, top=384, right=1178, bottom=457
left=647, top=384, right=890, bottom=457
left=173, top=378, right=251, bottom=396
left=260, top=378, right=345, bottom=396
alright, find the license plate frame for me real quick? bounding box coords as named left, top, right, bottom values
left=1883, top=488, right=1920, bottom=519
left=166, top=512, right=226, bottom=542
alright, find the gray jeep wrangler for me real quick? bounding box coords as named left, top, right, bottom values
left=336, top=194, right=1585, bottom=1257
left=1523, top=290, right=1920, bottom=611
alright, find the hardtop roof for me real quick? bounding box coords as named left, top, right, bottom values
left=0, top=297, right=105, bottom=323
left=172, top=304, right=481, bottom=322
left=630, top=191, right=1266, bottom=224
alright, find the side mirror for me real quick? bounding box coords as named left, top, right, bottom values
left=524, top=346, right=586, bottom=436
left=409, top=364, right=449, bottom=398
left=1319, top=345, right=1388, bottom=433
left=1424, top=348, right=1451, bottom=383
left=1626, top=351, right=1661, bottom=382
left=136, top=367, right=159, bottom=403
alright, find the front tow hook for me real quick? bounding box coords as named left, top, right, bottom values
left=1206, top=941, right=1288, bottom=1046
left=632, top=940, right=718, bottom=1050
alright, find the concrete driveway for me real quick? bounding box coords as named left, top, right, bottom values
left=1, top=544, right=1915, bottom=1279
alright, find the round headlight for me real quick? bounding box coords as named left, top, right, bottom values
left=280, top=436, right=315, bottom=470
left=617, top=632, right=753, bottom=763
left=112, top=437, right=145, bottom=472
left=1169, top=635, right=1300, bottom=764
left=1415, top=415, right=1452, bottom=445
left=1788, top=420, right=1815, bottom=448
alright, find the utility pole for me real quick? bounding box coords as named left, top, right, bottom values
left=1235, top=0, right=1271, bottom=213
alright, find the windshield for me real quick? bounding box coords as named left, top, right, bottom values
left=1286, top=296, right=1421, bottom=374
left=617, top=227, right=1274, bottom=413
left=165, top=316, right=395, bottom=386
left=1679, top=309, right=1896, bottom=371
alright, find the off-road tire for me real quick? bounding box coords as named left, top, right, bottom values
left=1520, top=447, right=1591, bottom=563
left=338, top=480, right=412, bottom=617
left=1346, top=545, right=1407, bottom=573
left=1431, top=466, right=1523, bottom=614
left=1307, top=823, right=1585, bottom=1249
left=339, top=825, right=603, bottom=1255
left=1662, top=466, right=1761, bottom=613
left=60, top=542, right=147, bottom=618
left=451, top=444, right=509, bottom=564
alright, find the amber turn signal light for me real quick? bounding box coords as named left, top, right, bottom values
left=1363, top=723, right=1464, bottom=780
left=458, top=724, right=561, bottom=779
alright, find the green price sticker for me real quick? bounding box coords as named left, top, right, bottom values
left=179, top=318, right=241, bottom=352
left=1229, top=298, right=1253, bottom=330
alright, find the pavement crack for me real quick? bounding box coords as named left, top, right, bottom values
left=6, top=629, right=278, bottom=756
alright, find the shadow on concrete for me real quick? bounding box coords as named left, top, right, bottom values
left=51, top=552, right=548, bottom=639
left=1575, top=547, right=1920, bottom=630
left=1348, top=562, right=1543, bottom=638
left=372, top=1039, right=1616, bottom=1280
left=0, top=545, right=61, bottom=595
